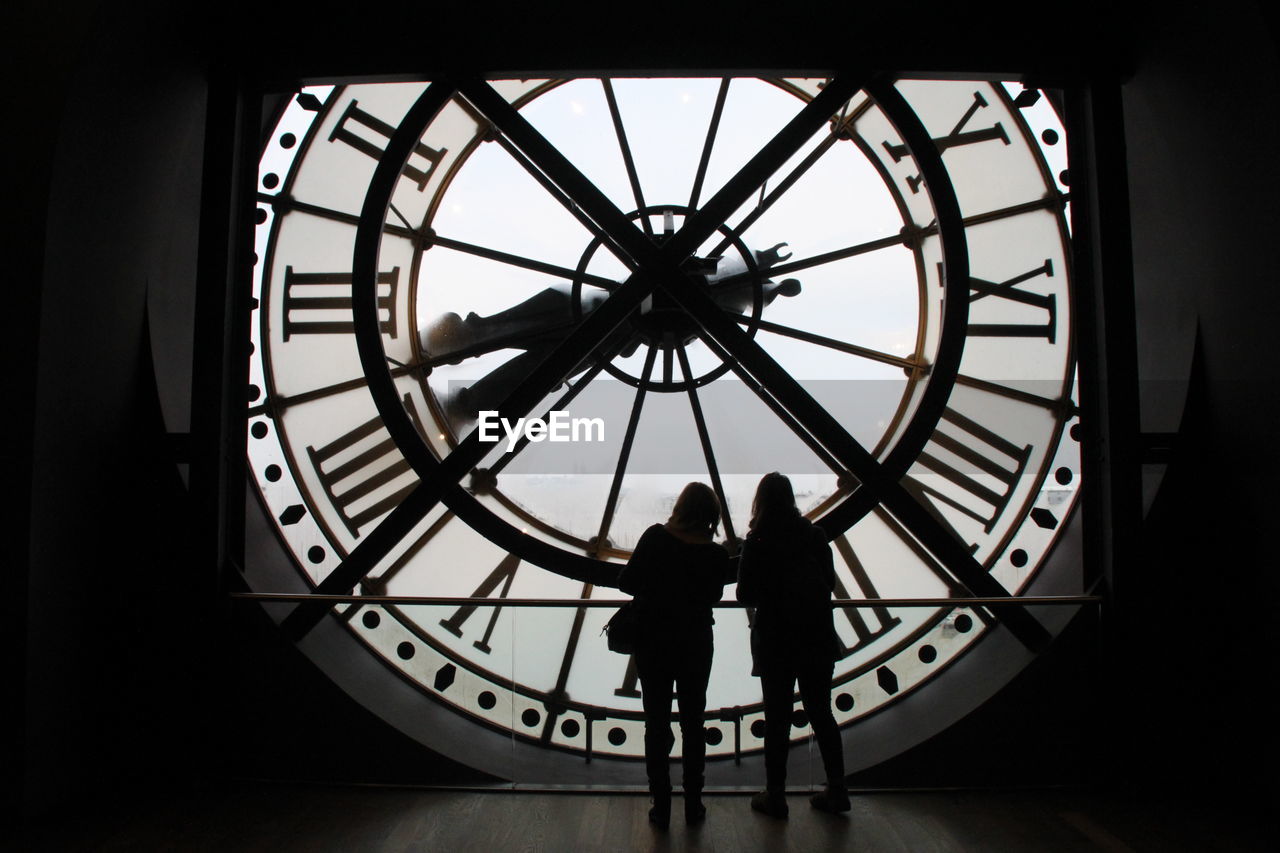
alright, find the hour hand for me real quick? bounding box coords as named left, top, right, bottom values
left=421, top=285, right=596, bottom=363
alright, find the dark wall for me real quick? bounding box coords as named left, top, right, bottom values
left=13, top=0, right=1279, bottom=820
left=1119, top=1, right=1280, bottom=800
left=17, top=0, right=211, bottom=816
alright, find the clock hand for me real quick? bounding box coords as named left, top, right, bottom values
left=421, top=242, right=799, bottom=409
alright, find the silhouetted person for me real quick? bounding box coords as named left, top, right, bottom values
left=737, top=472, right=850, bottom=817
left=617, top=482, right=731, bottom=829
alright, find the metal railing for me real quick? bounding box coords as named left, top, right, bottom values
left=231, top=592, right=1102, bottom=608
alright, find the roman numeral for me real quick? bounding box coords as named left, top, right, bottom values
left=969, top=259, right=1058, bottom=343
left=905, top=406, right=1033, bottom=541
left=883, top=90, right=1010, bottom=193
left=306, top=405, right=418, bottom=539
left=329, top=99, right=447, bottom=190
left=831, top=535, right=902, bottom=659
left=439, top=552, right=521, bottom=654
left=282, top=266, right=400, bottom=340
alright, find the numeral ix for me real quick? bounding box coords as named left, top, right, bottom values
left=969, top=259, right=1057, bottom=343
left=283, top=266, right=400, bottom=340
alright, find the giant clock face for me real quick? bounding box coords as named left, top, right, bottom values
left=246, top=74, right=1080, bottom=781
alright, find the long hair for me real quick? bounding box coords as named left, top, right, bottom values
left=749, top=471, right=799, bottom=533
left=667, top=481, right=721, bottom=538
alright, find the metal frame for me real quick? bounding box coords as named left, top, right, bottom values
left=209, top=66, right=1132, bottom=785
left=277, top=73, right=1053, bottom=656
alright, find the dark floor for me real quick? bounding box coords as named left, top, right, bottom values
left=10, top=781, right=1273, bottom=852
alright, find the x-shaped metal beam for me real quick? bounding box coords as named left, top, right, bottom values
left=284, top=74, right=1049, bottom=653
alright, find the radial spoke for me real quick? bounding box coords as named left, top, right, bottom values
left=961, top=192, right=1070, bottom=227
left=717, top=229, right=919, bottom=289
left=249, top=358, right=428, bottom=417
left=688, top=78, right=731, bottom=211
left=491, top=132, right=637, bottom=272
left=707, top=132, right=839, bottom=258
left=694, top=332, right=850, bottom=479
left=258, top=192, right=420, bottom=242
left=601, top=79, right=652, bottom=238
left=717, top=193, right=1070, bottom=289
left=676, top=344, right=737, bottom=547
left=486, top=348, right=617, bottom=477
left=735, top=315, right=922, bottom=371
left=956, top=373, right=1078, bottom=416
left=594, top=347, right=657, bottom=554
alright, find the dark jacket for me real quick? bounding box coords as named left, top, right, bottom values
left=736, top=515, right=839, bottom=672
left=617, top=524, right=730, bottom=648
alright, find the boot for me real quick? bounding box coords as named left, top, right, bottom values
left=648, top=792, right=671, bottom=829
left=750, top=789, right=789, bottom=818
left=684, top=790, right=706, bottom=824
left=810, top=783, right=851, bottom=814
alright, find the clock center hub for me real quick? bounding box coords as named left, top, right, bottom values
left=628, top=240, right=801, bottom=349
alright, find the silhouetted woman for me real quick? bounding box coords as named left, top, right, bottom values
left=736, top=472, right=849, bottom=817
left=618, top=482, right=731, bottom=829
